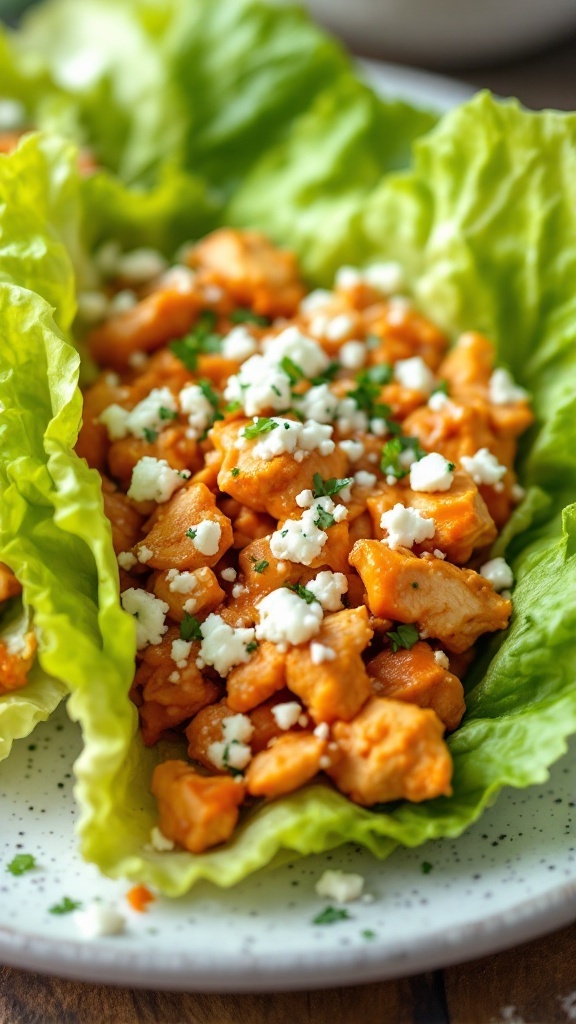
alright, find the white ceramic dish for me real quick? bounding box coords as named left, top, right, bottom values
left=2, top=64, right=575, bottom=992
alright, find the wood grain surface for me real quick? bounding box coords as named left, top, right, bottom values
left=2, top=922, right=576, bottom=1023
left=2, top=27, right=576, bottom=1024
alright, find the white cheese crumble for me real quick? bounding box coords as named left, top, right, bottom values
left=74, top=903, right=126, bottom=939
left=428, top=390, right=450, bottom=412
left=307, top=571, right=348, bottom=612
left=380, top=503, right=436, bottom=551
left=199, top=614, right=255, bottom=676
left=336, top=396, right=369, bottom=435
left=299, top=288, right=333, bottom=314
left=171, top=638, right=192, bottom=667
left=208, top=713, right=255, bottom=771
left=460, top=447, right=507, bottom=487
left=336, top=261, right=404, bottom=296
left=166, top=568, right=198, bottom=594
left=434, top=650, right=450, bottom=670
left=489, top=368, right=529, bottom=406
left=354, top=470, right=377, bottom=489
left=511, top=483, right=526, bottom=504
left=110, top=289, right=138, bottom=315
left=315, top=869, right=365, bottom=904
left=394, top=356, right=435, bottom=395
left=117, top=551, right=137, bottom=571
left=221, top=567, right=237, bottom=582
left=116, top=247, right=167, bottom=283
left=221, top=324, right=259, bottom=362
left=158, top=264, right=197, bottom=293
left=187, top=521, right=222, bottom=557
left=99, top=386, right=178, bottom=442
left=479, top=557, right=514, bottom=592
left=270, top=496, right=345, bottom=566
left=127, top=456, right=190, bottom=503
left=256, top=589, right=323, bottom=646
left=410, top=452, right=454, bottom=493
left=121, top=589, right=169, bottom=649
left=137, top=545, right=153, bottom=564
left=149, top=826, right=175, bottom=852
left=271, top=701, right=303, bottom=730
left=339, top=439, right=364, bottom=462
left=324, top=314, right=355, bottom=342
left=264, top=326, right=330, bottom=377
left=225, top=327, right=329, bottom=417
left=294, top=383, right=339, bottom=425
left=310, top=642, right=337, bottom=665
left=76, top=290, right=109, bottom=324
left=314, top=722, right=330, bottom=740
left=245, top=417, right=335, bottom=462
left=338, top=340, right=366, bottom=370
left=178, top=384, right=215, bottom=442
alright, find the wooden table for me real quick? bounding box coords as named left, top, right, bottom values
left=3, top=30, right=576, bottom=1024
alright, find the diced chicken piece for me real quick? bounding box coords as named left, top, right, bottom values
left=0, top=563, right=22, bottom=603
left=134, top=628, right=220, bottom=745
left=76, top=374, right=134, bottom=471
left=286, top=606, right=373, bottom=723
left=248, top=689, right=300, bottom=753
left=245, top=732, right=326, bottom=799
left=213, top=418, right=348, bottom=521
left=108, top=426, right=202, bottom=489
left=133, top=483, right=233, bottom=571
left=232, top=506, right=276, bottom=550
left=189, top=229, right=304, bottom=318
left=367, top=641, right=465, bottom=732
left=101, top=480, right=145, bottom=555
left=186, top=701, right=233, bottom=772
left=0, top=630, right=37, bottom=696
left=152, top=566, right=225, bottom=623
left=151, top=760, right=245, bottom=853
left=348, top=511, right=374, bottom=545
left=88, top=286, right=201, bottom=371
left=326, top=697, right=452, bottom=805
left=227, top=641, right=287, bottom=712
left=127, top=349, right=194, bottom=402
left=349, top=540, right=511, bottom=653
left=367, top=469, right=497, bottom=564
left=364, top=303, right=448, bottom=371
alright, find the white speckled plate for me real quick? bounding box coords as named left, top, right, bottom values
left=3, top=65, right=575, bottom=992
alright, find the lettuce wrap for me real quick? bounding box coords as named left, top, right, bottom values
left=0, top=2, right=574, bottom=895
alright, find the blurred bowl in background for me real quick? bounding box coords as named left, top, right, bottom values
left=300, top=0, right=576, bottom=67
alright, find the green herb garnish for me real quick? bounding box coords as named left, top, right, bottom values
left=280, top=356, right=305, bottom=386
left=230, top=308, right=270, bottom=327
left=313, top=906, right=351, bottom=926
left=243, top=417, right=279, bottom=440
left=313, top=505, right=335, bottom=530
left=143, top=427, right=158, bottom=443
left=180, top=613, right=203, bottom=642
left=362, top=929, right=376, bottom=940
left=287, top=583, right=318, bottom=605
left=198, top=378, right=221, bottom=412
left=49, top=897, right=82, bottom=915
left=421, top=861, right=433, bottom=875
left=386, top=623, right=420, bottom=653
left=225, top=400, right=242, bottom=413
left=231, top=467, right=240, bottom=477
left=312, top=473, right=352, bottom=498
left=170, top=311, right=222, bottom=370
left=431, top=379, right=449, bottom=396
left=356, top=363, right=393, bottom=387
left=186, top=528, right=197, bottom=541
left=7, top=853, right=36, bottom=876
left=246, top=640, right=258, bottom=654
left=159, top=406, right=178, bottom=421
left=310, top=361, right=340, bottom=387
left=252, top=559, right=269, bottom=574
left=380, top=436, right=426, bottom=479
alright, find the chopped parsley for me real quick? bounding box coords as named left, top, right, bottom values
left=7, top=853, right=36, bottom=876
left=386, top=622, right=420, bottom=653
left=252, top=559, right=269, bottom=574
left=170, top=311, right=222, bottom=370
left=313, top=505, right=335, bottom=530
left=421, top=861, right=433, bottom=875
left=346, top=371, right=393, bottom=422
left=180, top=613, right=203, bottom=642
left=243, top=417, right=279, bottom=440
left=225, top=399, right=242, bottom=413
left=186, top=528, right=197, bottom=541
left=280, top=356, right=305, bottom=385
left=286, top=582, right=318, bottom=605
left=380, top=436, right=426, bottom=479
left=356, top=362, right=393, bottom=387
left=310, top=361, right=340, bottom=387
left=246, top=640, right=258, bottom=654
left=198, top=378, right=221, bottom=412
left=159, top=406, right=178, bottom=421
left=49, top=896, right=82, bottom=915
left=230, top=467, right=240, bottom=477
left=222, top=740, right=244, bottom=777
left=411, top=581, right=419, bottom=589
left=431, top=379, right=449, bottom=396
left=143, top=427, right=158, bottom=444
left=361, top=929, right=377, bottom=941
left=312, top=473, right=352, bottom=498
left=312, top=906, right=351, bottom=926
left=230, top=308, right=270, bottom=327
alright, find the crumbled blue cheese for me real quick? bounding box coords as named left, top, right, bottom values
left=479, top=557, right=514, bottom=592
left=121, top=588, right=169, bottom=648
left=208, top=713, right=254, bottom=771
left=199, top=614, right=255, bottom=676
left=166, top=568, right=198, bottom=594
left=307, top=571, right=348, bottom=611
left=489, top=368, right=529, bottom=406
left=100, top=387, right=178, bottom=442
left=380, top=503, right=436, bottom=550
left=460, top=447, right=507, bottom=487
left=394, top=356, right=435, bottom=395
left=270, top=496, right=346, bottom=566
left=338, top=340, right=366, bottom=370
left=187, top=521, right=222, bottom=557
left=271, top=701, right=303, bottom=730
left=116, top=247, right=168, bottom=283
left=434, top=650, right=450, bottom=670
left=410, top=452, right=454, bottom=493
left=264, top=326, right=329, bottom=378
left=315, top=869, right=365, bottom=903
left=255, top=589, right=323, bottom=646
left=224, top=355, right=292, bottom=416
left=74, top=903, right=126, bottom=939
left=127, top=456, right=190, bottom=503
left=178, top=383, right=216, bottom=440
left=310, top=642, right=337, bottom=665
left=294, top=384, right=339, bottom=425
left=221, top=325, right=259, bottom=362
left=171, top=638, right=192, bottom=668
